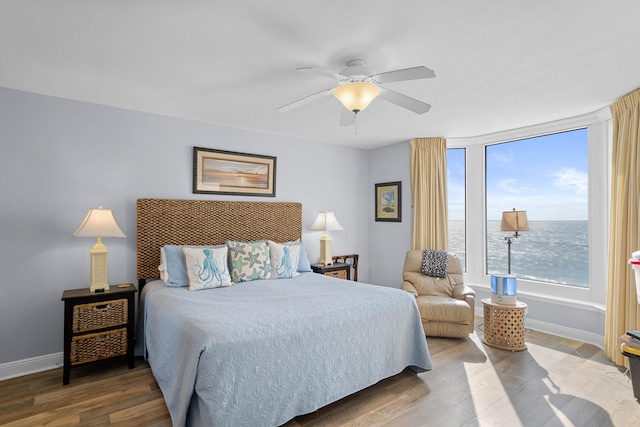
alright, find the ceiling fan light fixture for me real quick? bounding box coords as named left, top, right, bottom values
left=334, top=82, right=380, bottom=112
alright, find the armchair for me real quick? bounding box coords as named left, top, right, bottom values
left=401, top=250, right=475, bottom=338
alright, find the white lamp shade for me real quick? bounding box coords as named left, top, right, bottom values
left=73, top=208, right=126, bottom=238
left=500, top=209, right=530, bottom=232
left=334, top=82, right=380, bottom=112
left=310, top=211, right=344, bottom=232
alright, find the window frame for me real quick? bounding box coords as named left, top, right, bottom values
left=447, top=108, right=610, bottom=307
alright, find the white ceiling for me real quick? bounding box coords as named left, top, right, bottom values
left=2, top=1, right=640, bottom=149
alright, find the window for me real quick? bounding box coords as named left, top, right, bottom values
left=447, top=148, right=466, bottom=269
left=447, top=110, right=609, bottom=306
left=485, top=129, right=589, bottom=288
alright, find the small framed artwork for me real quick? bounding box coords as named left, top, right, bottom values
left=193, top=147, right=276, bottom=197
left=375, top=181, right=402, bottom=222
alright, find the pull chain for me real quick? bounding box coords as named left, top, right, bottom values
left=354, top=111, right=358, bottom=138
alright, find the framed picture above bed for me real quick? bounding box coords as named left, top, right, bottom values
left=375, top=181, right=402, bottom=222
left=193, top=147, right=277, bottom=197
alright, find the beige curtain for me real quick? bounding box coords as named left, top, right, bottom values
left=409, top=138, right=448, bottom=250
left=605, top=88, right=640, bottom=366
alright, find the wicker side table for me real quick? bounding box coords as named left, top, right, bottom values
left=61, top=284, right=136, bottom=384
left=482, top=298, right=527, bottom=351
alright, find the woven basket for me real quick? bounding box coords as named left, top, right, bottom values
left=325, top=270, right=347, bottom=280
left=72, top=299, right=128, bottom=333
left=70, top=328, right=128, bottom=365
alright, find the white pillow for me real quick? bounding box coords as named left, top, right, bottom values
left=286, top=239, right=312, bottom=272
left=268, top=240, right=301, bottom=279
left=182, top=246, right=233, bottom=290
left=159, top=247, right=169, bottom=283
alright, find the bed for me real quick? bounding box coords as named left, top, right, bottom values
left=135, top=198, right=432, bottom=426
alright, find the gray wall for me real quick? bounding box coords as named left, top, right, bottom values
left=368, top=141, right=413, bottom=288
left=0, top=86, right=606, bottom=367
left=0, top=87, right=370, bottom=364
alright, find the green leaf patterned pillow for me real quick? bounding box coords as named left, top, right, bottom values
left=227, top=240, right=271, bottom=282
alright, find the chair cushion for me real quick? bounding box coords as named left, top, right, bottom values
left=415, top=295, right=472, bottom=324
left=404, top=271, right=454, bottom=297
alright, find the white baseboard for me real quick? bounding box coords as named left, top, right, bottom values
left=475, top=303, right=604, bottom=349
left=525, top=317, right=604, bottom=349
left=0, top=352, right=63, bottom=381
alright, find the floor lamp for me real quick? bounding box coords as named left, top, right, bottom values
left=501, top=208, right=530, bottom=274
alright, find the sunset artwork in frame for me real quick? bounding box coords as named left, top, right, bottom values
left=375, top=181, right=401, bottom=222
left=193, top=147, right=276, bottom=197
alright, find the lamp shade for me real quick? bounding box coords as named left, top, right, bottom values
left=73, top=208, right=126, bottom=238
left=500, top=209, right=530, bottom=232
left=309, top=211, right=344, bottom=232
left=334, top=82, right=380, bottom=112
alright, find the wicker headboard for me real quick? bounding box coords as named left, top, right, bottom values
left=136, top=198, right=302, bottom=281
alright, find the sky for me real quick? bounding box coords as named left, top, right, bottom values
left=448, top=128, right=589, bottom=221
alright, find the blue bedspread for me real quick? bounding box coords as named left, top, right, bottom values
left=139, top=273, right=431, bottom=426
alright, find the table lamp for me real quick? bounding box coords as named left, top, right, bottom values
left=310, top=211, right=343, bottom=265
left=73, top=207, right=126, bottom=292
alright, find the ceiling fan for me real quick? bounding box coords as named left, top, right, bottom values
left=277, top=59, right=435, bottom=127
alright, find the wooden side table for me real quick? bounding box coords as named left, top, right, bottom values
left=61, top=284, right=137, bottom=384
left=311, top=262, right=351, bottom=280
left=481, top=297, right=527, bottom=351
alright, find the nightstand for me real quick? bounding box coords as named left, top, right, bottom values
left=311, top=262, right=351, bottom=280
left=61, top=284, right=137, bottom=385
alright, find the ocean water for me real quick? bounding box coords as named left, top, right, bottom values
left=448, top=220, right=589, bottom=288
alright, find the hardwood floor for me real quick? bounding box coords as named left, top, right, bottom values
left=2, top=320, right=639, bottom=426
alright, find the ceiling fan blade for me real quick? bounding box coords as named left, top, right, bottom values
left=339, top=107, right=355, bottom=127
left=378, top=87, right=431, bottom=114
left=297, top=67, right=348, bottom=82
left=371, top=66, right=435, bottom=84
left=276, top=88, right=335, bottom=112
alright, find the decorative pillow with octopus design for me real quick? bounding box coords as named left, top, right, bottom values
left=226, top=240, right=271, bottom=282
left=159, top=244, right=225, bottom=287
left=268, top=241, right=302, bottom=279
left=182, top=246, right=233, bottom=290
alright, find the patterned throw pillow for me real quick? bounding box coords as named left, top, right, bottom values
left=421, top=249, right=448, bottom=278
left=227, top=240, right=271, bottom=282
left=268, top=241, right=301, bottom=279
left=182, top=246, right=233, bottom=290
left=159, top=245, right=214, bottom=287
